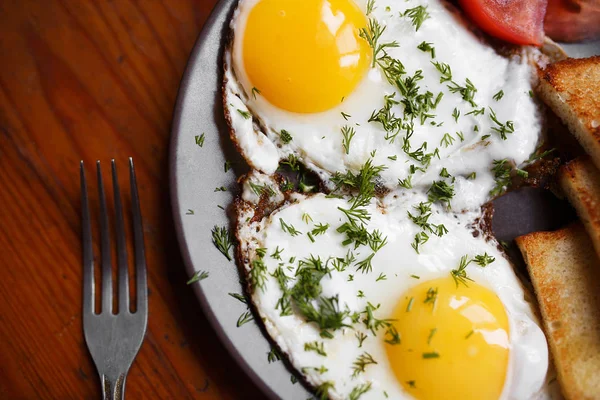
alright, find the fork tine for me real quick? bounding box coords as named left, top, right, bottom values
left=81, top=162, right=94, bottom=314
left=112, top=160, right=129, bottom=314
left=97, top=161, right=113, bottom=314
left=129, top=158, right=147, bottom=312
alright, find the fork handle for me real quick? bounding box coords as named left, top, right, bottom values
left=100, top=371, right=127, bottom=400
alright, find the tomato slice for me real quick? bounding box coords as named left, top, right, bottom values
left=458, top=0, right=548, bottom=46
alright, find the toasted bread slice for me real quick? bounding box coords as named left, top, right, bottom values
left=537, top=56, right=600, bottom=171
left=516, top=224, right=600, bottom=400
left=559, top=157, right=600, bottom=259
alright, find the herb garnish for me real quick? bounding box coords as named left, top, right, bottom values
left=195, top=133, right=205, bottom=147
left=211, top=225, right=233, bottom=261
left=473, top=253, right=495, bottom=267
left=187, top=270, right=209, bottom=284
left=489, top=108, right=514, bottom=140
left=352, top=352, right=378, bottom=377
left=279, top=129, right=292, bottom=144
left=359, top=19, right=399, bottom=68
left=451, top=255, right=473, bottom=287
left=349, top=382, right=372, bottom=400
left=280, top=218, right=302, bottom=236
left=237, top=311, right=253, bottom=327
left=342, top=125, right=357, bottom=155
left=267, top=347, right=281, bottom=363
left=417, top=41, right=435, bottom=58
left=237, top=109, right=251, bottom=119
left=403, top=5, right=430, bottom=31
left=304, top=341, right=327, bottom=356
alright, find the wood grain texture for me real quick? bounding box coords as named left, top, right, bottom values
left=0, top=1, right=262, bottom=398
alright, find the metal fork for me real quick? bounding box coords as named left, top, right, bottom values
left=81, top=158, right=148, bottom=400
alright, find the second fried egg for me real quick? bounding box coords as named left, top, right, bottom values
left=236, top=178, right=552, bottom=399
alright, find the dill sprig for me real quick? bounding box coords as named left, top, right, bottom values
left=237, top=310, right=253, bottom=327
left=249, top=182, right=275, bottom=197
left=406, top=297, right=415, bottom=312
left=493, top=90, right=504, bottom=101
left=195, top=133, right=205, bottom=147
left=249, top=258, right=268, bottom=292
left=342, top=125, right=357, bottom=155
left=398, top=174, right=413, bottom=189
left=366, top=0, right=376, bottom=15
left=440, top=133, right=455, bottom=148
left=349, top=382, right=372, bottom=400
left=228, top=292, right=247, bottom=304
left=272, top=266, right=292, bottom=316
left=489, top=108, right=515, bottom=140
left=417, top=41, right=435, bottom=58
left=271, top=246, right=283, bottom=261
left=448, top=78, right=478, bottom=107
left=527, top=145, right=556, bottom=163
left=352, top=352, right=378, bottom=377
left=295, top=295, right=349, bottom=339
left=311, top=223, right=330, bottom=236
left=279, top=129, right=292, bottom=144
left=356, top=331, right=368, bottom=347
left=490, top=158, right=513, bottom=196
left=355, top=253, right=376, bottom=274
left=466, top=107, right=485, bottom=116
left=411, top=231, right=429, bottom=253
left=362, top=302, right=394, bottom=335
left=304, top=341, right=327, bottom=356
left=315, top=381, right=335, bottom=400
left=359, top=18, right=399, bottom=68
left=237, top=109, right=251, bottom=119
left=368, top=93, right=402, bottom=135
left=267, top=347, right=281, bottom=363
left=251, top=87, right=261, bottom=99
left=332, top=250, right=356, bottom=272
left=427, top=180, right=455, bottom=208
left=403, top=5, right=430, bottom=31
left=473, top=253, right=495, bottom=267
left=424, top=287, right=438, bottom=307
left=211, top=225, right=233, bottom=261
left=452, top=108, right=460, bottom=122
left=431, top=61, right=452, bottom=83
left=187, top=270, right=209, bottom=284
left=385, top=325, right=401, bottom=345
left=451, top=255, right=473, bottom=287
left=279, top=218, right=302, bottom=236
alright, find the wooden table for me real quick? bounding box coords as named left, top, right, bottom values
left=0, top=1, right=262, bottom=398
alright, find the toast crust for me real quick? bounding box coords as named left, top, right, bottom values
left=537, top=56, right=600, bottom=171
left=516, top=224, right=600, bottom=400
left=558, top=157, right=600, bottom=260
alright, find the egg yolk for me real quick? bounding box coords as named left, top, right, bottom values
left=242, top=0, right=371, bottom=113
left=386, top=277, right=510, bottom=400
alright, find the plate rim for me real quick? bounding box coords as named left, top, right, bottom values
left=168, top=1, right=282, bottom=398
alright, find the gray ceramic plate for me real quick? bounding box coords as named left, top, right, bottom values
left=169, top=2, right=600, bottom=398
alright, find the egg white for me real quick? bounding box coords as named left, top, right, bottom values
left=225, top=0, right=544, bottom=211
left=236, top=173, right=554, bottom=400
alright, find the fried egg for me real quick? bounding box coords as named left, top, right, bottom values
left=236, top=173, right=554, bottom=399
left=224, top=0, right=544, bottom=210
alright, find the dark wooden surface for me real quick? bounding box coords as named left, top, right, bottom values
left=0, top=1, right=262, bottom=398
